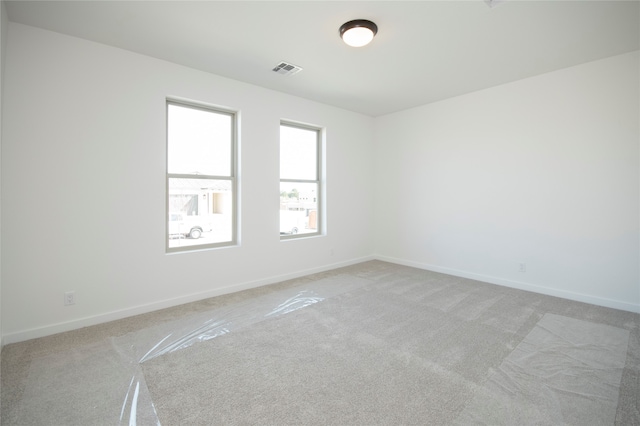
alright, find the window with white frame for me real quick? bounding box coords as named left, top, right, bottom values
left=167, top=100, right=236, bottom=251
left=280, top=122, right=321, bottom=238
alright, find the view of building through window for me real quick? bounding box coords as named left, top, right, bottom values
left=167, top=101, right=236, bottom=250
left=280, top=123, right=321, bottom=237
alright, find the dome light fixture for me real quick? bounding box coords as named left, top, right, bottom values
left=339, top=19, right=378, bottom=47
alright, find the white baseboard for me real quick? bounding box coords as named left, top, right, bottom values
left=4, top=254, right=636, bottom=345
left=375, top=255, right=640, bottom=314
left=2, top=255, right=375, bottom=345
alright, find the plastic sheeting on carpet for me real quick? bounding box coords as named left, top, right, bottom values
left=15, top=274, right=371, bottom=425
left=456, top=313, right=630, bottom=425
left=9, top=262, right=636, bottom=425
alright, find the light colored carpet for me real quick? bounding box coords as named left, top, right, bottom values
left=2, top=260, right=639, bottom=425
left=456, top=313, right=630, bottom=425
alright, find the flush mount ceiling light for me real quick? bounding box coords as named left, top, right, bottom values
left=339, top=19, right=378, bottom=47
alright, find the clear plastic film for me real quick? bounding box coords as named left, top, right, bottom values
left=13, top=271, right=633, bottom=425
left=455, top=313, right=630, bottom=425
left=114, top=288, right=329, bottom=365
left=14, top=274, right=371, bottom=425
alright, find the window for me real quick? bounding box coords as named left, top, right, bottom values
left=280, top=122, right=322, bottom=238
left=167, top=100, right=236, bottom=251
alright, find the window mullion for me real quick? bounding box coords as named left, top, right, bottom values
left=169, top=173, right=232, bottom=181
left=280, top=178, right=318, bottom=184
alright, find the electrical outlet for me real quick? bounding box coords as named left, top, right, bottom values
left=330, top=248, right=335, bottom=256
left=518, top=262, right=526, bottom=273
left=64, top=291, right=75, bottom=306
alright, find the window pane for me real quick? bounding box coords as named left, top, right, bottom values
left=280, top=125, right=317, bottom=180
left=168, top=103, right=232, bottom=176
left=280, top=182, right=318, bottom=236
left=168, top=178, right=233, bottom=248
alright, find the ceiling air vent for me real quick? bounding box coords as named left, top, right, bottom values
left=272, top=61, right=303, bottom=76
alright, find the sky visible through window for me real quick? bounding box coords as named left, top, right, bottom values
left=167, top=104, right=232, bottom=177
left=280, top=125, right=317, bottom=181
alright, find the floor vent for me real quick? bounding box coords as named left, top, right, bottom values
left=272, top=61, right=303, bottom=76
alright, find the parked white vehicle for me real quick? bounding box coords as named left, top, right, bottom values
left=279, top=210, right=305, bottom=235
left=169, top=212, right=212, bottom=239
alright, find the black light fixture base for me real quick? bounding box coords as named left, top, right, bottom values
left=339, top=19, right=378, bottom=38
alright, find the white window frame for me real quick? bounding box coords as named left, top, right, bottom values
left=280, top=121, right=323, bottom=240
left=166, top=99, right=237, bottom=252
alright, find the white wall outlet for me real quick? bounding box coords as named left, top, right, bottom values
left=330, top=248, right=335, bottom=256
left=64, top=291, right=76, bottom=306
left=518, top=262, right=526, bottom=273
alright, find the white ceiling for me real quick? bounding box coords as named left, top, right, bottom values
left=5, top=0, right=640, bottom=117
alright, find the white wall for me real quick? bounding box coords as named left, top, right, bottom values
left=1, top=23, right=375, bottom=343
left=3, top=22, right=638, bottom=345
left=0, top=0, right=7, bottom=347
left=375, top=51, right=640, bottom=312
